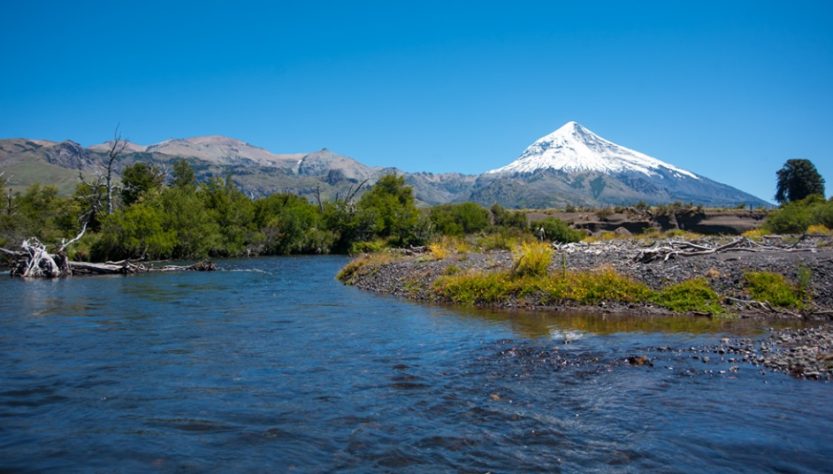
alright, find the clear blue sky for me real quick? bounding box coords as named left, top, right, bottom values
left=2, top=1, right=831, bottom=202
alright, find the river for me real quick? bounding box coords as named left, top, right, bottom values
left=1, top=256, right=831, bottom=472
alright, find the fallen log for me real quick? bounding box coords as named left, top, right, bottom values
left=67, top=260, right=215, bottom=275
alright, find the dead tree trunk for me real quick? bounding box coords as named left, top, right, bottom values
left=105, top=129, right=127, bottom=215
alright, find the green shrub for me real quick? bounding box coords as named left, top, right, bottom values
left=764, top=195, right=833, bottom=234
left=434, top=271, right=515, bottom=305
left=541, top=267, right=652, bottom=304
left=535, top=217, right=583, bottom=243
left=348, top=239, right=388, bottom=255
left=429, top=202, right=490, bottom=236
left=744, top=271, right=805, bottom=308
left=652, top=278, right=723, bottom=315
left=490, top=204, right=528, bottom=230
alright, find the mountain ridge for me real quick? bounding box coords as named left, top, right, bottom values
left=0, top=123, right=770, bottom=207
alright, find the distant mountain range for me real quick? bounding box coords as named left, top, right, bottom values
left=0, top=123, right=769, bottom=207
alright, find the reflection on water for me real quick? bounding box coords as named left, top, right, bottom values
left=0, top=256, right=831, bottom=472
left=454, top=307, right=804, bottom=339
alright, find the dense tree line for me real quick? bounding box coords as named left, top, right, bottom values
left=0, top=162, right=565, bottom=262
left=6, top=156, right=824, bottom=262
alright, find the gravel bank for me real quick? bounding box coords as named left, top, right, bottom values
left=346, top=236, right=833, bottom=317
left=342, top=235, right=833, bottom=379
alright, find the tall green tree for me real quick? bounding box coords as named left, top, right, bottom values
left=255, top=193, right=332, bottom=254
left=171, top=159, right=197, bottom=189
left=775, top=159, right=826, bottom=204
left=356, top=174, right=420, bottom=245
left=202, top=177, right=255, bottom=256
left=93, top=202, right=175, bottom=260
left=160, top=187, right=220, bottom=257
left=121, top=163, right=164, bottom=206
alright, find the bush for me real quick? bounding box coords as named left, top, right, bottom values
left=429, top=202, right=490, bottom=236
left=511, top=241, right=553, bottom=277
left=490, top=204, right=527, bottom=230
left=433, top=271, right=514, bottom=305
left=541, top=267, right=652, bottom=304
left=764, top=195, right=833, bottom=234
left=475, top=229, right=533, bottom=251
left=349, top=239, right=388, bottom=255
left=806, top=224, right=832, bottom=236
left=534, top=217, right=583, bottom=243
left=652, top=278, right=722, bottom=315
left=744, top=271, right=805, bottom=309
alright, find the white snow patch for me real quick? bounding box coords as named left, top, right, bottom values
left=487, top=121, right=699, bottom=180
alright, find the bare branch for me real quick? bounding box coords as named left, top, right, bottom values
left=0, top=247, right=24, bottom=257
left=105, top=126, right=127, bottom=214
left=58, top=220, right=89, bottom=254
left=346, top=178, right=369, bottom=204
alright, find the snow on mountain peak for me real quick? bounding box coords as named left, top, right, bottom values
left=486, top=122, right=699, bottom=180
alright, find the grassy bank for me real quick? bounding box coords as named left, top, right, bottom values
left=338, top=241, right=814, bottom=317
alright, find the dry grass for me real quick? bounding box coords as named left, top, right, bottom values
left=336, top=252, right=399, bottom=284
left=425, top=235, right=472, bottom=261
left=511, top=241, right=554, bottom=277
left=807, top=224, right=832, bottom=236
left=742, top=228, right=769, bottom=240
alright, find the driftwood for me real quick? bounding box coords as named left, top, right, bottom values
left=634, top=237, right=817, bottom=263
left=67, top=259, right=216, bottom=276
left=1, top=235, right=215, bottom=278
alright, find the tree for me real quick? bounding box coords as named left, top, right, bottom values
left=160, top=187, right=220, bottom=258
left=775, top=159, right=825, bottom=204
left=172, top=159, right=197, bottom=188
left=254, top=193, right=331, bottom=254
left=355, top=174, right=420, bottom=245
left=104, top=129, right=128, bottom=214
left=202, top=177, right=256, bottom=256
left=93, top=202, right=175, bottom=260
left=121, top=163, right=164, bottom=206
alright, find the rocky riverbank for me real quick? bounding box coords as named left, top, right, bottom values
left=339, top=235, right=833, bottom=379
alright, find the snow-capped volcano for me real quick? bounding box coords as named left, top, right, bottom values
left=487, top=121, right=698, bottom=180
left=471, top=121, right=769, bottom=208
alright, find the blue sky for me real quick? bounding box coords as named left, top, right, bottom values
left=1, top=1, right=831, bottom=202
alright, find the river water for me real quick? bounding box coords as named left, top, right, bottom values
left=1, top=256, right=831, bottom=472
